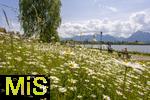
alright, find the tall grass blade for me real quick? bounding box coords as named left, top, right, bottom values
left=2, top=9, right=10, bottom=28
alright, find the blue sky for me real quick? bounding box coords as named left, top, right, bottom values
left=61, top=0, right=150, bottom=22
left=0, top=0, right=150, bottom=37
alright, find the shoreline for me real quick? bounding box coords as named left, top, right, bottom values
left=71, top=45, right=150, bottom=61
left=75, top=44, right=150, bottom=54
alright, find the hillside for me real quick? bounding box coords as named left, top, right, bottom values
left=0, top=33, right=149, bottom=100
left=125, top=31, right=150, bottom=42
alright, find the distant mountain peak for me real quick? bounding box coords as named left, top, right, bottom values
left=135, top=30, right=143, bottom=33
left=134, top=30, right=150, bottom=34
left=126, top=31, right=150, bottom=42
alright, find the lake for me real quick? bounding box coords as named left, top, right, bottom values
left=82, top=44, right=150, bottom=53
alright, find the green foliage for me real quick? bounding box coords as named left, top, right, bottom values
left=19, top=0, right=61, bottom=42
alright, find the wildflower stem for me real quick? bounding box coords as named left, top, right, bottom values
left=123, top=66, right=128, bottom=94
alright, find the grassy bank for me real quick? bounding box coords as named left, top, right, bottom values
left=127, top=51, right=150, bottom=56
left=0, top=34, right=150, bottom=100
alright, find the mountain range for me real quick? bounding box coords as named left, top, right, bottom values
left=62, top=31, right=150, bottom=43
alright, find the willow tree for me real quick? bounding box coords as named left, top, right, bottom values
left=19, top=0, right=61, bottom=42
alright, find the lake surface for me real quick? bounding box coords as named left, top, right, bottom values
left=83, top=44, right=150, bottom=53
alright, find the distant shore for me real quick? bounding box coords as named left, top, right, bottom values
left=90, top=48, right=150, bottom=61
left=74, top=44, right=150, bottom=54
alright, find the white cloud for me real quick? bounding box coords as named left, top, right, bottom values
left=93, top=0, right=99, bottom=3
left=58, top=10, right=150, bottom=38
left=107, top=7, right=118, bottom=12
left=95, top=0, right=118, bottom=13
left=98, top=4, right=118, bottom=12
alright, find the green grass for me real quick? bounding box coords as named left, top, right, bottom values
left=0, top=34, right=150, bottom=100
left=128, top=51, right=150, bottom=56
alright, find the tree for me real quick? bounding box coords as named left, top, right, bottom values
left=19, top=0, right=61, bottom=42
